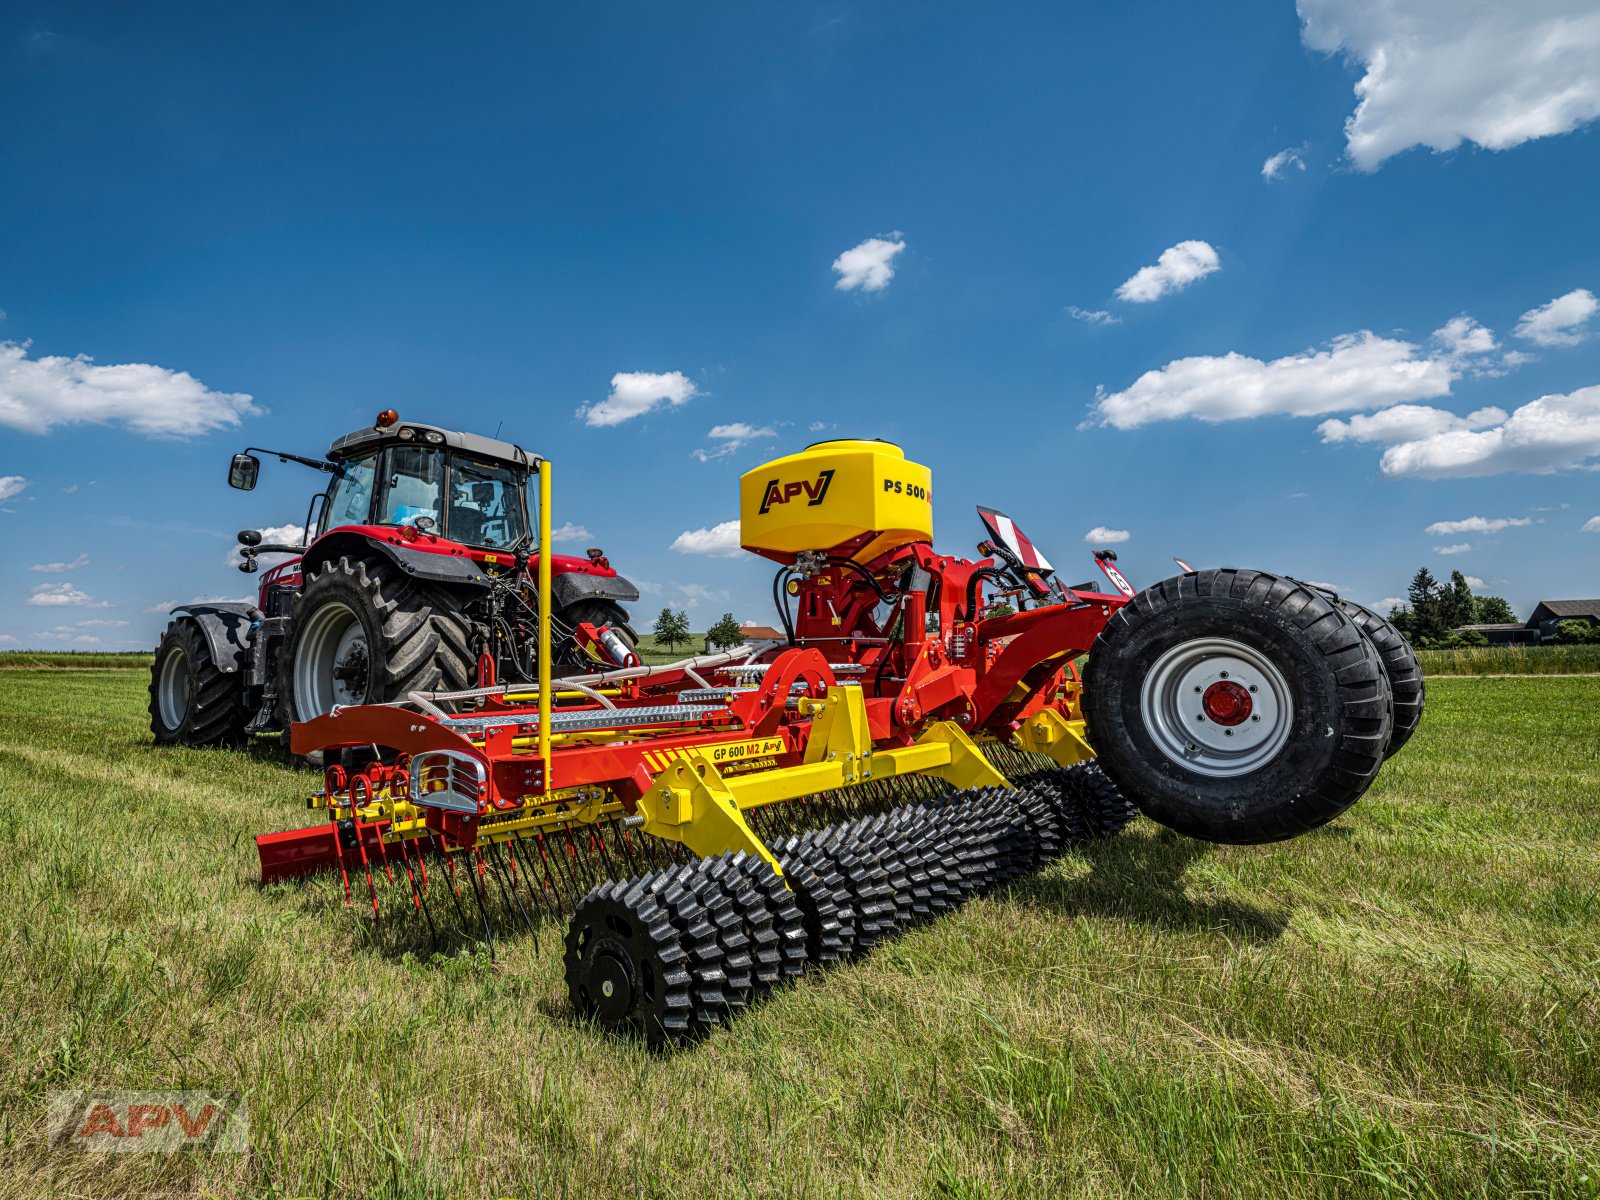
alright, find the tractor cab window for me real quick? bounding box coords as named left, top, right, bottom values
left=447, top=456, right=526, bottom=549
left=378, top=446, right=445, bottom=529
left=325, top=452, right=377, bottom=529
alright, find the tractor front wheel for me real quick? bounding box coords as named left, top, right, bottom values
left=1082, top=569, right=1392, bottom=845
left=149, top=619, right=249, bottom=747
left=280, top=556, right=473, bottom=730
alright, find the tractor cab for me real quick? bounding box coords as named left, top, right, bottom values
left=316, top=419, right=532, bottom=552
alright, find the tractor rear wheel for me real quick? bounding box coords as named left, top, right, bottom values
left=1337, top=599, right=1425, bottom=758
left=149, top=619, right=249, bottom=747
left=561, top=598, right=639, bottom=664
left=1082, top=569, right=1392, bottom=845
left=279, top=556, right=473, bottom=731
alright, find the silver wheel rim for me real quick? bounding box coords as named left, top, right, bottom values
left=293, top=601, right=372, bottom=717
left=157, top=644, right=191, bottom=729
left=1139, top=637, right=1293, bottom=778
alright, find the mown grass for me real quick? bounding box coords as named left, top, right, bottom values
left=2, top=672, right=1597, bottom=1198
left=1417, top=644, right=1600, bottom=676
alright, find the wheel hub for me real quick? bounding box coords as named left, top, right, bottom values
left=1139, top=637, right=1294, bottom=778
left=1201, top=679, right=1252, bottom=726
left=294, top=600, right=372, bottom=717
left=587, top=946, right=636, bottom=1022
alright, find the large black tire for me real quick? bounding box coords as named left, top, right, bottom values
left=1337, top=599, right=1424, bottom=758
left=278, top=556, right=474, bottom=729
left=1082, top=569, right=1392, bottom=845
left=149, top=619, right=249, bottom=747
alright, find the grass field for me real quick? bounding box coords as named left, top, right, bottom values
left=1416, top=644, right=1600, bottom=676
left=3, top=672, right=1599, bottom=1198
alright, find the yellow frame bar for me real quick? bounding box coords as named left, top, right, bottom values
left=537, top=459, right=552, bottom=788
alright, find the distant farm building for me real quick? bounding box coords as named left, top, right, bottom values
left=704, top=622, right=784, bottom=652
left=1454, top=599, right=1600, bottom=645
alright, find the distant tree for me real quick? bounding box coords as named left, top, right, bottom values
left=1401, top=567, right=1451, bottom=646
left=706, top=612, right=745, bottom=649
left=1445, top=571, right=1476, bottom=631
left=1553, top=619, right=1600, bottom=645
left=1473, top=595, right=1517, bottom=625
left=652, top=607, right=691, bottom=653
left=982, top=600, right=1015, bottom=619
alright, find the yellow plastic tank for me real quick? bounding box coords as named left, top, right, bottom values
left=739, top=439, right=933, bottom=564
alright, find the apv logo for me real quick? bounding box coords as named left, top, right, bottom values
left=758, top=468, right=835, bottom=515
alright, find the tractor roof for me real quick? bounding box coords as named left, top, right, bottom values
left=327, top=421, right=537, bottom=470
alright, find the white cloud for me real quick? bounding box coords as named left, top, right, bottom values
left=1303, top=580, right=1345, bottom=593
left=1067, top=306, right=1121, bottom=326
left=0, top=340, right=258, bottom=437
left=1083, top=527, right=1130, bottom=544
left=0, top=635, right=15, bottom=645
left=693, top=422, right=777, bottom=462
left=1581, top=516, right=1600, bottom=533
left=674, top=582, right=730, bottom=610
left=29, top=554, right=89, bottom=573
left=1434, top=543, right=1472, bottom=555
left=1114, top=240, right=1220, bottom=304
left=39, top=627, right=103, bottom=646
left=0, top=475, right=25, bottom=503
left=1094, top=331, right=1452, bottom=430
left=550, top=521, right=593, bottom=544
left=1462, top=575, right=1486, bottom=590
left=1513, top=289, right=1598, bottom=348
left=1298, top=0, right=1600, bottom=171
left=832, top=234, right=906, bottom=293
left=1432, top=316, right=1498, bottom=360
left=1423, top=516, right=1532, bottom=536
left=808, top=421, right=834, bottom=433
left=1261, top=147, right=1307, bottom=180
left=225, top=523, right=305, bottom=568
left=1380, top=383, right=1600, bottom=477
left=75, top=619, right=128, bottom=629
left=1318, top=403, right=1506, bottom=445
left=577, top=371, right=699, bottom=428
left=670, top=520, right=743, bottom=557
left=1377, top=597, right=1406, bottom=613
left=26, top=582, right=110, bottom=607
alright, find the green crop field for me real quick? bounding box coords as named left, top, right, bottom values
left=2, top=671, right=1597, bottom=1198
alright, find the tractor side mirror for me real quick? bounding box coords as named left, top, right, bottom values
left=229, top=453, right=260, bottom=491
left=237, top=529, right=262, bottom=547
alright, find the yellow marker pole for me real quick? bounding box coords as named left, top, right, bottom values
left=538, top=459, right=553, bottom=791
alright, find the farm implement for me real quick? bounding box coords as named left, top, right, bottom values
left=253, top=438, right=1422, bottom=1043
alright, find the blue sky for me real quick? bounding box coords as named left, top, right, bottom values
left=3, top=2, right=1599, bottom=649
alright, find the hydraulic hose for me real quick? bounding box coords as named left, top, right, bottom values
left=962, top=567, right=1009, bottom=623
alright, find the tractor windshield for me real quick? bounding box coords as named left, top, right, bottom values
left=377, top=445, right=446, bottom=529
left=325, top=452, right=378, bottom=529
left=447, top=456, right=526, bottom=549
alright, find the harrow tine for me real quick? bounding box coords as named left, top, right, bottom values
left=432, top=837, right=471, bottom=930
left=485, top=842, right=540, bottom=948
left=509, top=834, right=557, bottom=922
left=396, top=837, right=424, bottom=916
left=539, top=833, right=580, bottom=912
left=465, top=849, right=496, bottom=955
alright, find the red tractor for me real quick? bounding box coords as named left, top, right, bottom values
left=149, top=410, right=640, bottom=750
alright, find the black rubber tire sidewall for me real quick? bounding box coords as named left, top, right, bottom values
left=148, top=620, right=248, bottom=747
left=1337, top=598, right=1425, bottom=758
left=1083, top=570, right=1390, bottom=844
